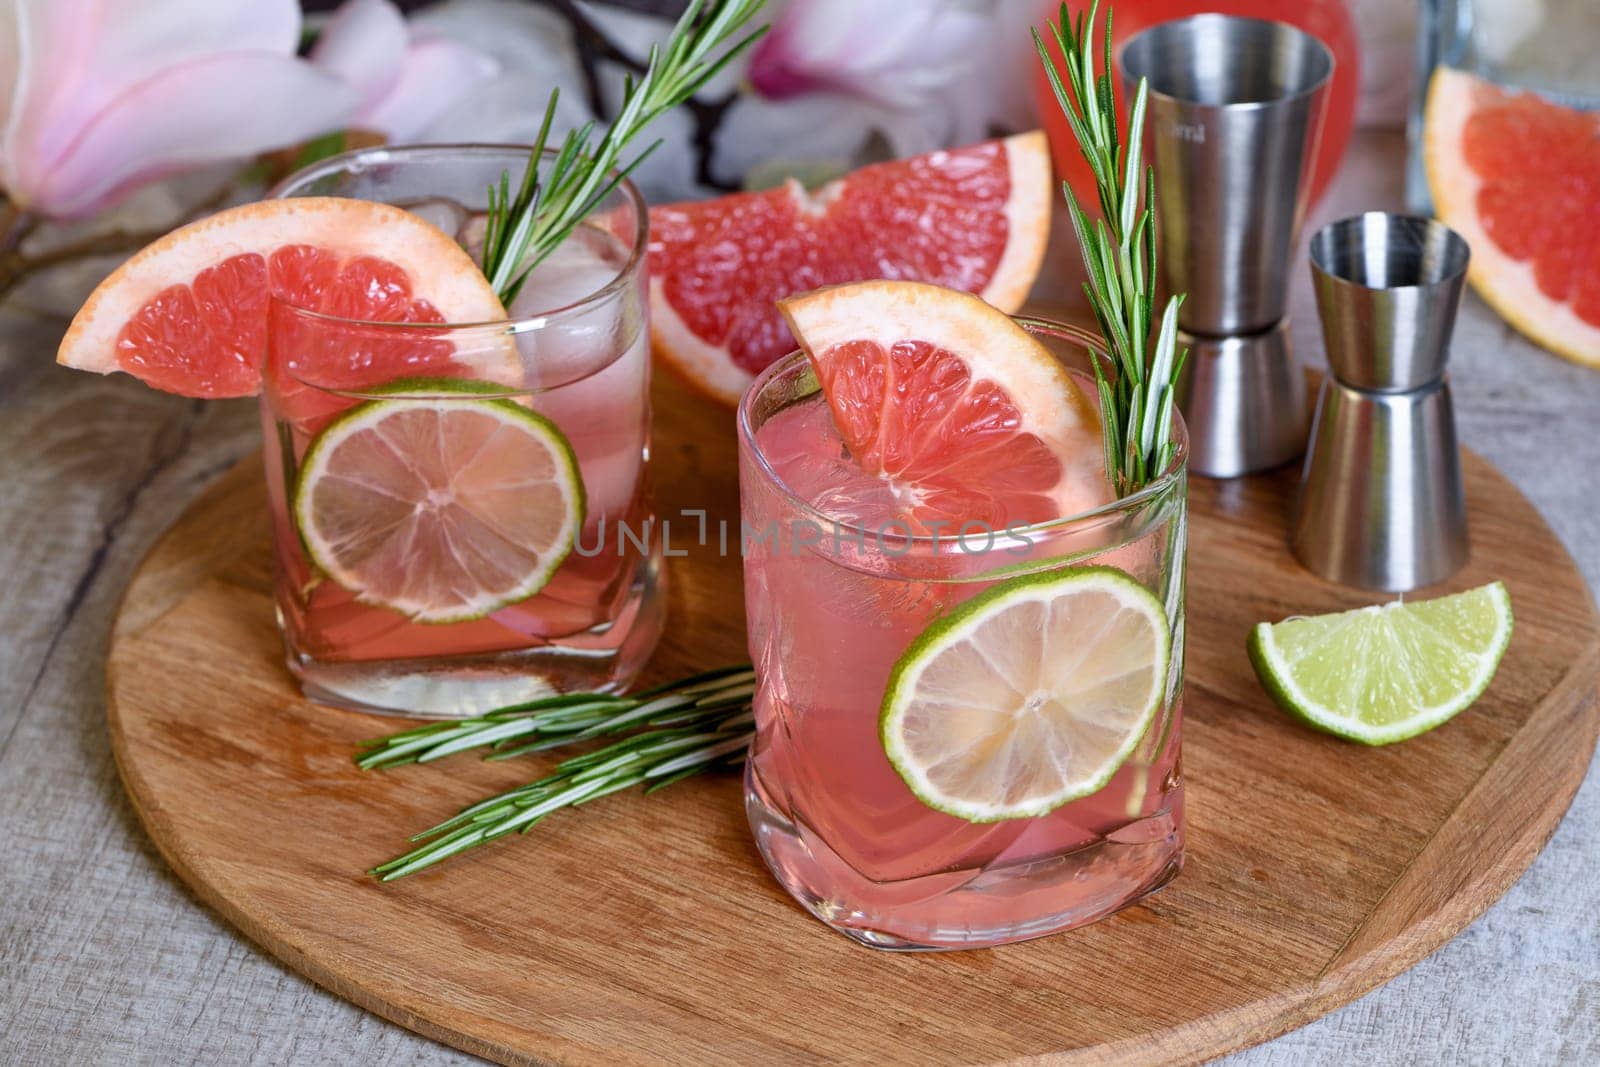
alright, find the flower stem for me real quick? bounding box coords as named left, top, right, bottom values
left=0, top=178, right=237, bottom=305
left=0, top=199, right=41, bottom=303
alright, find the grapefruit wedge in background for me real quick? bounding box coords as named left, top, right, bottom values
left=649, top=132, right=1053, bottom=406
left=1425, top=68, right=1600, bottom=367
left=56, top=198, right=507, bottom=398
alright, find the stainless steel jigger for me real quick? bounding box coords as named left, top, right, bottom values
left=1122, top=15, right=1333, bottom=477
left=1292, top=213, right=1472, bottom=591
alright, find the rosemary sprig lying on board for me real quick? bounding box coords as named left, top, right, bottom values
left=480, top=0, right=767, bottom=303
left=359, top=666, right=755, bottom=880
left=1033, top=2, right=1187, bottom=495
left=356, top=665, right=753, bottom=768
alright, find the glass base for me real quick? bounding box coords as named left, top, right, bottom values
left=745, top=762, right=1183, bottom=951
left=282, top=546, right=665, bottom=719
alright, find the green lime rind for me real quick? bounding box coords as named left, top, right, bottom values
left=293, top=390, right=585, bottom=625
left=358, top=375, right=522, bottom=399
left=1247, top=581, right=1513, bottom=746
left=880, top=565, right=1172, bottom=823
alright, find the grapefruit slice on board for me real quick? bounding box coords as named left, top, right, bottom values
left=1424, top=67, right=1600, bottom=366
left=650, top=132, right=1052, bottom=406
left=777, top=280, right=1109, bottom=531
left=57, top=198, right=508, bottom=398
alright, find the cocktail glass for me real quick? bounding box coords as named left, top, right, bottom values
left=266, top=145, right=661, bottom=717
left=737, top=318, right=1188, bottom=949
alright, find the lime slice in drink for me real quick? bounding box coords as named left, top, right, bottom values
left=294, top=388, right=584, bottom=623
left=1247, top=581, right=1513, bottom=746
left=881, top=566, right=1171, bottom=822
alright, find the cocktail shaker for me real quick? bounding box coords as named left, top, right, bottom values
left=1122, top=15, right=1333, bottom=477
left=1291, top=212, right=1472, bottom=591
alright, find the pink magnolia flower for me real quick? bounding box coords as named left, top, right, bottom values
left=0, top=0, right=357, bottom=219
left=313, top=0, right=499, bottom=145
left=747, top=0, right=989, bottom=110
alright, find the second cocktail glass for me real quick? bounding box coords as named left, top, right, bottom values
left=266, top=146, right=661, bottom=717
left=738, top=318, right=1189, bottom=950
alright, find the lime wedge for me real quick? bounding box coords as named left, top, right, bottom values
left=880, top=566, right=1171, bottom=822
left=294, top=387, right=584, bottom=623
left=1248, top=581, right=1513, bottom=745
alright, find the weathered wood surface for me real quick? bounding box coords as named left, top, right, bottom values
left=4, top=131, right=1599, bottom=1065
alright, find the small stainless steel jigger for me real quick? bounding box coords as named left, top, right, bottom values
left=1122, top=15, right=1333, bottom=477
left=1291, top=212, right=1472, bottom=591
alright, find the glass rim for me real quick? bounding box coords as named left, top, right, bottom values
left=736, top=316, right=1190, bottom=547
left=267, top=142, right=648, bottom=331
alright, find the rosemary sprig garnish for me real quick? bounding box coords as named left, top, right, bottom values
left=480, top=0, right=767, bottom=303
left=358, top=666, right=756, bottom=879
left=1033, top=2, right=1187, bottom=495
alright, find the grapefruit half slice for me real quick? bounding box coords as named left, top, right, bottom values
left=650, top=132, right=1052, bottom=406
left=1425, top=67, right=1600, bottom=366
left=778, top=280, right=1109, bottom=530
left=57, top=198, right=508, bottom=398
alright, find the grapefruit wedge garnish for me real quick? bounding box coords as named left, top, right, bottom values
left=650, top=132, right=1052, bottom=405
left=778, top=280, right=1109, bottom=531
left=56, top=198, right=508, bottom=398
left=1425, top=68, right=1600, bottom=366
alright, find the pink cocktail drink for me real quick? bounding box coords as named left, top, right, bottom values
left=264, top=147, right=662, bottom=717
left=739, top=320, right=1187, bottom=949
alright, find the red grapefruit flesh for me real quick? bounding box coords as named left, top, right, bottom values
left=1425, top=67, right=1600, bottom=366
left=650, top=132, right=1052, bottom=406
left=57, top=198, right=507, bottom=398
left=777, top=280, right=1109, bottom=531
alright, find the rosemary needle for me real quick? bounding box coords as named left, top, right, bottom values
left=354, top=665, right=754, bottom=769
left=1033, top=2, right=1188, bottom=495
left=480, top=0, right=768, bottom=303
left=357, top=666, right=756, bottom=880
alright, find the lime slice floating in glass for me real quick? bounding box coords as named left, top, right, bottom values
left=1248, top=581, right=1513, bottom=746
left=880, top=566, right=1171, bottom=823
left=294, top=387, right=584, bottom=624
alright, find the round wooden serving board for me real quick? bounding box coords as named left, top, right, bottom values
left=108, top=369, right=1599, bottom=1066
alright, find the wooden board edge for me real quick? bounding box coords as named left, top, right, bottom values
left=1030, top=655, right=1600, bottom=1067
left=1317, top=648, right=1600, bottom=974
left=112, top=455, right=267, bottom=643
left=102, top=447, right=1600, bottom=1067
left=104, top=655, right=545, bottom=1067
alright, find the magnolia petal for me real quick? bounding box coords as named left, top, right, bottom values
left=312, top=0, right=410, bottom=103
left=3, top=0, right=303, bottom=185
left=749, top=0, right=985, bottom=111
left=0, top=9, right=19, bottom=154
left=403, top=0, right=588, bottom=144
left=360, top=34, right=499, bottom=143
left=712, top=92, right=879, bottom=182
left=23, top=54, right=356, bottom=218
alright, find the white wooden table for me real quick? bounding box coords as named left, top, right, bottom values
left=1, top=131, right=1595, bottom=1065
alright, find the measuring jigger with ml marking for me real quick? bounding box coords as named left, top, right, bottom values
left=1292, top=213, right=1472, bottom=591
left=1122, top=15, right=1333, bottom=477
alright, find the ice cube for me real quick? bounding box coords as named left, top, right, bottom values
left=395, top=196, right=470, bottom=242
left=507, top=226, right=634, bottom=390
left=508, top=226, right=626, bottom=315
left=457, top=211, right=488, bottom=266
